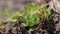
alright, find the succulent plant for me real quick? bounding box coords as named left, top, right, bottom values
left=20, top=2, right=51, bottom=27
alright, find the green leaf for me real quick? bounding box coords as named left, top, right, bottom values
left=10, top=12, right=20, bottom=19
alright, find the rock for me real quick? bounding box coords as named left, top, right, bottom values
left=49, top=0, right=60, bottom=13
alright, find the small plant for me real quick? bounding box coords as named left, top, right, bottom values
left=0, top=2, right=52, bottom=33
left=5, top=2, right=51, bottom=27
left=0, top=2, right=51, bottom=31
left=20, top=2, right=51, bottom=27
left=20, top=3, right=41, bottom=27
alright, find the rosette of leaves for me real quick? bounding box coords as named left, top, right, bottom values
left=20, top=2, right=51, bottom=27
left=3, top=2, right=51, bottom=28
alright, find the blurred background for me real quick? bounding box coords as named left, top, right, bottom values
left=0, top=0, right=36, bottom=21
